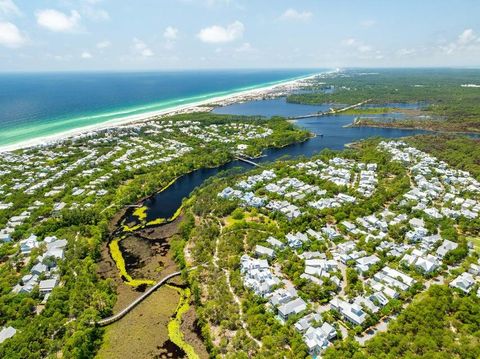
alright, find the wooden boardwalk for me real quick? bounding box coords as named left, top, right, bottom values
left=95, top=271, right=182, bottom=326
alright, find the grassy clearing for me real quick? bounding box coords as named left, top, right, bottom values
left=96, top=286, right=180, bottom=359
left=225, top=209, right=276, bottom=228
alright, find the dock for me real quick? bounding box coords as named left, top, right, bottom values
left=290, top=99, right=372, bottom=120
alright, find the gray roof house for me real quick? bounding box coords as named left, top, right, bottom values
left=19, top=234, right=39, bottom=254
left=450, top=272, right=475, bottom=294
left=39, top=276, right=59, bottom=296
left=0, top=326, right=16, bottom=344
left=266, top=236, right=284, bottom=249
left=255, top=245, right=275, bottom=258
left=31, top=262, right=48, bottom=276
left=294, top=312, right=321, bottom=332
left=278, top=297, right=307, bottom=321
left=436, top=239, right=458, bottom=258
left=330, top=298, right=367, bottom=326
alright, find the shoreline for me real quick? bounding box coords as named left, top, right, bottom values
left=0, top=72, right=322, bottom=153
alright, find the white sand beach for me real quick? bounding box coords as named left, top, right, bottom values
left=0, top=73, right=320, bottom=153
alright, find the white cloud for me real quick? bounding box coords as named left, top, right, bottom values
left=342, top=37, right=383, bottom=60
left=163, top=26, right=178, bottom=40
left=197, top=20, right=244, bottom=43
left=133, top=38, right=153, bottom=57
left=96, top=40, right=110, bottom=49
left=163, top=26, right=178, bottom=50
left=458, top=28, right=476, bottom=45
left=279, top=8, right=312, bottom=21
left=81, top=51, right=92, bottom=59
left=0, top=0, right=20, bottom=16
left=441, top=28, right=479, bottom=55
left=36, top=9, right=81, bottom=32
left=0, top=21, right=25, bottom=48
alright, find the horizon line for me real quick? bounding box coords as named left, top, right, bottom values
left=1, top=66, right=480, bottom=75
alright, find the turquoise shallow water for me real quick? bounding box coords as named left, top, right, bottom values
left=0, top=69, right=320, bottom=146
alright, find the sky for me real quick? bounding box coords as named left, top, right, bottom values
left=0, top=0, right=479, bottom=71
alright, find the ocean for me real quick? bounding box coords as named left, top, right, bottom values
left=0, top=69, right=319, bottom=147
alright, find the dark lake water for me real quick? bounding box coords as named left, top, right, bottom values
left=133, top=97, right=427, bottom=223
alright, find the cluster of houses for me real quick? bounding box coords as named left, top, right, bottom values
left=296, top=313, right=337, bottom=356
left=218, top=162, right=369, bottom=221
left=12, top=235, right=67, bottom=301
left=148, top=119, right=272, bottom=145
left=240, top=253, right=339, bottom=356
left=231, top=142, right=480, bottom=356
left=379, top=141, right=480, bottom=221
left=239, top=226, right=427, bottom=354
left=308, top=193, right=357, bottom=211
left=301, top=250, right=341, bottom=287
left=240, top=254, right=281, bottom=297
left=115, top=138, right=193, bottom=171
left=296, top=157, right=378, bottom=197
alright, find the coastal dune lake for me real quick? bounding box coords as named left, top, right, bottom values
left=132, top=97, right=427, bottom=222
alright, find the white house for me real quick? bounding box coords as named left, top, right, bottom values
left=450, top=272, right=476, bottom=294
left=278, top=297, right=307, bottom=320
left=19, top=234, right=39, bottom=255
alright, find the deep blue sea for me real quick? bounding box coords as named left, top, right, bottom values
left=0, top=69, right=319, bottom=146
